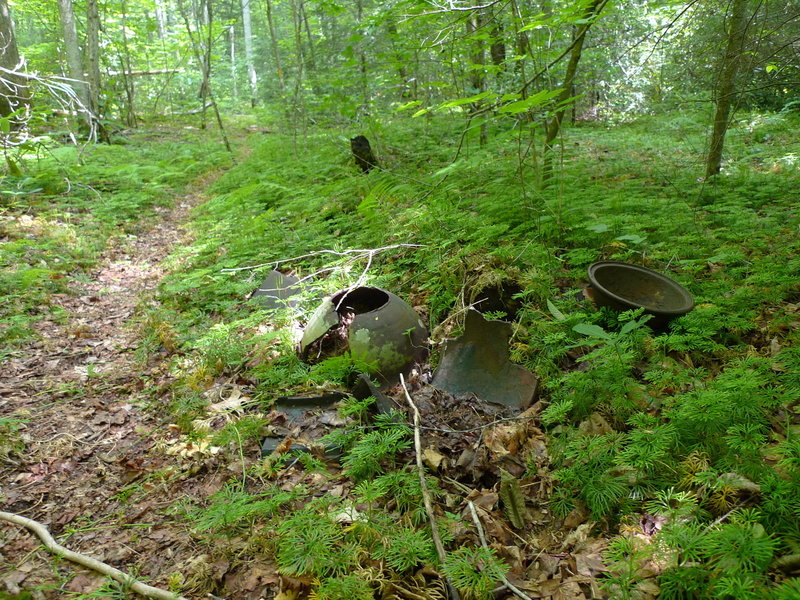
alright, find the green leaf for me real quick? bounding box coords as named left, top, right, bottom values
left=766, top=64, right=777, bottom=74
left=396, top=100, right=422, bottom=112
left=0, top=117, right=10, bottom=135
left=616, top=234, right=646, bottom=245
left=411, top=108, right=429, bottom=118
left=547, top=299, right=566, bottom=321
left=620, top=320, right=641, bottom=335
left=573, top=323, right=612, bottom=339
left=499, top=469, right=528, bottom=529
left=438, top=90, right=496, bottom=109
left=499, top=89, right=562, bottom=114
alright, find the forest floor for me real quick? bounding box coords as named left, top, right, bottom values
left=3, top=112, right=800, bottom=600
left=0, top=170, right=241, bottom=598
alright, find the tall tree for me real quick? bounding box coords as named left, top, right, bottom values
left=0, top=0, right=29, bottom=122
left=542, top=0, right=608, bottom=181
left=241, top=0, right=258, bottom=106
left=705, top=0, right=749, bottom=177
left=264, top=0, right=285, bottom=96
left=85, top=0, right=110, bottom=141
left=57, top=0, right=91, bottom=128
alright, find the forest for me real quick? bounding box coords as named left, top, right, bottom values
left=1, top=0, right=800, bottom=599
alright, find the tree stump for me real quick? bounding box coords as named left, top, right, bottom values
left=351, top=135, right=378, bottom=173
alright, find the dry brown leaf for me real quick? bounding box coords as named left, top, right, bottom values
left=422, top=446, right=446, bottom=471
left=575, top=552, right=606, bottom=577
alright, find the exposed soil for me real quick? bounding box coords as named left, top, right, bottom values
left=0, top=176, right=247, bottom=599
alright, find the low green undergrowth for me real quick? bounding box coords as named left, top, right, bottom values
left=0, top=127, right=228, bottom=359
left=148, top=109, right=800, bottom=597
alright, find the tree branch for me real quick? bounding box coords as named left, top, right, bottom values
left=0, top=511, right=187, bottom=600
left=400, top=374, right=459, bottom=600
left=467, top=501, right=533, bottom=600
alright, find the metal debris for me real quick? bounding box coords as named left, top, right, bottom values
left=432, top=309, right=537, bottom=410
left=299, top=286, right=428, bottom=389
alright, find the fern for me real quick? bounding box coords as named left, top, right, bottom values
left=375, top=526, right=436, bottom=572
left=276, top=507, right=355, bottom=577
left=441, top=546, right=508, bottom=600
left=192, top=484, right=297, bottom=535
left=341, top=427, right=412, bottom=481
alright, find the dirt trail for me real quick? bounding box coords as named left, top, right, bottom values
left=1, top=183, right=218, bottom=598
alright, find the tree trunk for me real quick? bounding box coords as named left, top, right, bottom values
left=154, top=0, right=168, bottom=41
left=229, top=24, right=238, bottom=101
left=542, top=0, right=607, bottom=183
left=0, top=0, right=29, bottom=123
left=489, top=7, right=506, bottom=73
left=85, top=0, right=110, bottom=142
left=355, top=0, right=368, bottom=114
left=241, top=0, right=258, bottom=106
left=57, top=0, right=92, bottom=128
left=264, top=0, right=285, bottom=95
left=705, top=0, right=748, bottom=178
left=118, top=0, right=137, bottom=126
left=299, top=0, right=316, bottom=71
left=177, top=0, right=232, bottom=151
left=466, top=6, right=487, bottom=147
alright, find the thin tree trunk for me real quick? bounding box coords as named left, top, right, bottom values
left=229, top=24, right=238, bottom=101
left=290, top=0, right=306, bottom=135
left=467, top=5, right=487, bottom=147
left=119, top=0, right=137, bottom=127
left=241, top=0, right=258, bottom=106
left=355, top=0, right=368, bottom=113
left=705, top=0, right=748, bottom=178
left=177, top=0, right=232, bottom=152
left=542, top=0, right=607, bottom=183
left=57, top=0, right=92, bottom=129
left=154, top=0, right=168, bottom=40
left=489, top=6, right=506, bottom=76
left=387, top=21, right=410, bottom=97
left=299, top=0, right=316, bottom=70
left=0, top=0, right=29, bottom=123
left=85, top=0, right=110, bottom=142
left=263, top=0, right=285, bottom=95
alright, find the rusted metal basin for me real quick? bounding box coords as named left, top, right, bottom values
left=587, top=261, right=694, bottom=327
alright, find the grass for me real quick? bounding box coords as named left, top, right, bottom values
left=7, top=106, right=800, bottom=597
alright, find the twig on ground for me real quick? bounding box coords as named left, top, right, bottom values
left=220, top=243, right=426, bottom=273
left=419, top=413, right=539, bottom=434
left=399, top=374, right=460, bottom=600
left=0, top=511, right=187, bottom=600
left=467, top=501, right=534, bottom=600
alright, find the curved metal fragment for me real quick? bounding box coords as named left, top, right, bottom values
left=432, top=309, right=537, bottom=410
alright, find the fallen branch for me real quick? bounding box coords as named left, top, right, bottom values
left=467, top=501, right=534, bottom=600
left=220, top=243, right=426, bottom=273
left=0, top=511, right=187, bottom=600
left=399, top=374, right=459, bottom=600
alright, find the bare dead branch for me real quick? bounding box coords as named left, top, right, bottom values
left=467, top=501, right=534, bottom=600
left=220, top=243, right=426, bottom=273
left=0, top=511, right=187, bottom=600
left=400, top=374, right=459, bottom=600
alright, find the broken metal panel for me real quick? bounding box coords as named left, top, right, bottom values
left=432, top=309, right=537, bottom=410
left=300, top=297, right=340, bottom=352
left=250, top=270, right=302, bottom=309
